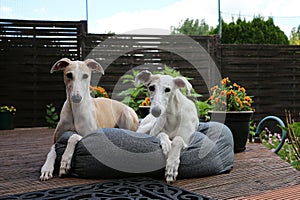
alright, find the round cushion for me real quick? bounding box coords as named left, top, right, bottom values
left=55, top=122, right=234, bottom=179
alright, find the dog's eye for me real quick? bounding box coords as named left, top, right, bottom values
left=83, top=74, right=88, bottom=79
left=149, top=85, right=155, bottom=92
left=66, top=73, right=73, bottom=80
left=165, top=88, right=171, bottom=93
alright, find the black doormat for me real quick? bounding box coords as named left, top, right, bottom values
left=0, top=177, right=213, bottom=200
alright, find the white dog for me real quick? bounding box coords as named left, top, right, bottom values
left=40, top=58, right=139, bottom=181
left=135, top=70, right=199, bottom=183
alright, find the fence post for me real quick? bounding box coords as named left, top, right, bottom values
left=79, top=20, right=88, bottom=60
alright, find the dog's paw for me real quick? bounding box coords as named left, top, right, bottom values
left=160, top=139, right=172, bottom=156
left=59, top=155, right=72, bottom=177
left=165, top=158, right=180, bottom=183
left=40, top=165, right=54, bottom=181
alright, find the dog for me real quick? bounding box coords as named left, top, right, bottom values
left=135, top=70, right=199, bottom=183
left=40, top=58, right=139, bottom=181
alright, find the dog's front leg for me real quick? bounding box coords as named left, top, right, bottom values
left=157, top=132, right=172, bottom=156
left=165, top=136, right=187, bottom=183
left=40, top=145, right=56, bottom=181
left=59, top=134, right=82, bottom=176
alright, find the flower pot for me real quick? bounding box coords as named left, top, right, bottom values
left=209, top=111, right=253, bottom=153
left=0, top=112, right=15, bottom=130
left=138, top=106, right=150, bottom=118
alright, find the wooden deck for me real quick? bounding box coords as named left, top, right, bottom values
left=0, top=128, right=300, bottom=199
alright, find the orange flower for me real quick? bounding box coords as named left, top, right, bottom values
left=238, top=87, right=246, bottom=93
left=244, top=96, right=252, bottom=102
left=233, top=83, right=239, bottom=88
left=243, top=100, right=251, bottom=107
left=220, top=90, right=226, bottom=96
left=236, top=96, right=244, bottom=108
left=210, top=85, right=218, bottom=91
left=214, top=98, right=219, bottom=104
left=227, top=90, right=236, bottom=97
left=140, top=97, right=151, bottom=106
left=208, top=77, right=253, bottom=111
left=90, top=85, right=109, bottom=98
left=145, top=97, right=151, bottom=103
left=222, top=77, right=230, bottom=85
left=141, top=101, right=148, bottom=106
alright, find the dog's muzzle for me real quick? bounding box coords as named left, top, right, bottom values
left=151, top=106, right=161, bottom=118
left=71, top=94, right=82, bottom=103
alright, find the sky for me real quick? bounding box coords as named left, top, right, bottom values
left=0, top=0, right=299, bottom=37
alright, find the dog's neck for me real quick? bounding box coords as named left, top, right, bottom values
left=66, top=92, right=97, bottom=135
left=163, top=91, right=183, bottom=132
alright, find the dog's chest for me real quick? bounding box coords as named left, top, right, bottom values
left=162, top=115, right=181, bottom=138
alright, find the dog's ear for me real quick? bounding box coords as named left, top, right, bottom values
left=135, top=70, right=152, bottom=86
left=50, top=58, right=71, bottom=73
left=84, top=59, right=104, bottom=75
left=173, top=77, right=192, bottom=95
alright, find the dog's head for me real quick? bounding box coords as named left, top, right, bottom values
left=50, top=58, right=104, bottom=103
left=135, top=70, right=192, bottom=118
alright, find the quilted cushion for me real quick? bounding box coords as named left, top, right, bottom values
left=55, top=122, right=234, bottom=179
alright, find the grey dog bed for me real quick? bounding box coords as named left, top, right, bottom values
left=55, top=122, right=234, bottom=179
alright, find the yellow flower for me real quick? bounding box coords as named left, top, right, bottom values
left=0, top=105, right=16, bottom=113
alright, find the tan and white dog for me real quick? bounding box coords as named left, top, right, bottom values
left=40, top=58, right=139, bottom=181
left=135, top=70, right=199, bottom=183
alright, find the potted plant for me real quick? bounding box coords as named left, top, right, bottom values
left=0, top=105, right=16, bottom=130
left=139, top=97, right=151, bottom=118
left=208, top=77, right=254, bottom=152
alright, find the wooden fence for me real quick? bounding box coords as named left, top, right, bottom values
left=83, top=34, right=219, bottom=101
left=0, top=19, right=299, bottom=127
left=220, top=44, right=300, bottom=122
left=0, top=19, right=86, bottom=127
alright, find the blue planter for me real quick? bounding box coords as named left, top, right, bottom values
left=0, top=112, right=15, bottom=130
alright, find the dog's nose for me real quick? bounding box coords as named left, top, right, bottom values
left=71, top=95, right=82, bottom=103
left=151, top=106, right=161, bottom=118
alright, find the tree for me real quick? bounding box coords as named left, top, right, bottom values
left=171, top=18, right=213, bottom=35
left=211, top=16, right=289, bottom=44
left=290, top=26, right=300, bottom=45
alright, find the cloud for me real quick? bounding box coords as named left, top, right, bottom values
left=33, top=7, right=46, bottom=15
left=91, top=0, right=218, bottom=34
left=0, top=6, right=13, bottom=17
left=90, top=0, right=299, bottom=36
